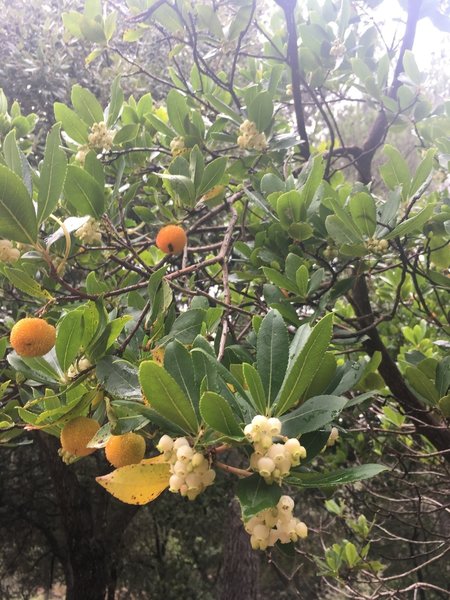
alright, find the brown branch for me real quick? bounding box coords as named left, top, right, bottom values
left=274, top=0, right=310, bottom=161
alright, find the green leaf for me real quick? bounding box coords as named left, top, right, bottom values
left=71, top=84, right=104, bottom=126
left=64, top=165, right=105, bottom=218
left=199, top=391, right=244, bottom=438
left=405, top=366, right=439, bottom=406
left=114, top=124, right=139, bottom=144
left=262, top=267, right=299, bottom=294
left=96, top=357, right=141, bottom=401
left=385, top=203, right=435, bottom=240
left=380, top=145, right=410, bottom=200
left=54, top=103, right=89, bottom=144
left=161, top=309, right=205, bottom=345
left=37, top=124, right=68, bottom=224
left=164, top=341, right=199, bottom=413
left=139, top=361, right=198, bottom=434
left=348, top=192, right=377, bottom=238
left=325, top=215, right=361, bottom=245
left=276, top=190, right=303, bottom=228
left=88, top=316, right=131, bottom=360
left=197, top=157, right=227, bottom=197
left=189, top=146, right=205, bottom=192
left=166, top=89, right=189, bottom=136
left=256, top=310, right=289, bottom=405
left=403, top=50, right=422, bottom=85
left=274, top=314, right=333, bottom=415
left=0, top=165, right=37, bottom=244
left=107, top=76, right=124, bottom=126
left=280, top=395, right=347, bottom=437
left=160, top=174, right=196, bottom=206
left=296, top=265, right=309, bottom=297
left=3, top=267, right=52, bottom=300
left=287, top=464, right=389, bottom=488
left=236, top=474, right=282, bottom=520
left=3, top=130, right=22, bottom=177
left=247, top=91, right=273, bottom=132
left=242, top=363, right=267, bottom=414
left=409, top=148, right=435, bottom=197
left=56, top=310, right=84, bottom=371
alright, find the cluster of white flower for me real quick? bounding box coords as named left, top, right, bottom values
left=67, top=357, right=92, bottom=380
left=285, top=83, right=293, bottom=96
left=237, top=120, right=268, bottom=151
left=0, top=240, right=20, bottom=263
left=244, top=415, right=306, bottom=484
left=75, top=218, right=102, bottom=245
left=170, top=136, right=188, bottom=157
left=244, top=495, right=308, bottom=550
left=88, top=121, right=115, bottom=151
left=366, top=238, right=389, bottom=254
left=157, top=435, right=216, bottom=500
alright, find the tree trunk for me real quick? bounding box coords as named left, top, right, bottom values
left=35, top=433, right=133, bottom=600
left=220, top=499, right=260, bottom=600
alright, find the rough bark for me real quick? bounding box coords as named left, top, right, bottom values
left=220, top=499, right=260, bottom=600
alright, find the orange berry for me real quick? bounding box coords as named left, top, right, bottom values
left=10, top=317, right=56, bottom=358
left=60, top=416, right=100, bottom=458
left=155, top=225, right=187, bottom=255
left=105, top=432, right=146, bottom=468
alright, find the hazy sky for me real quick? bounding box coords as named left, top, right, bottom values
left=374, top=1, right=450, bottom=69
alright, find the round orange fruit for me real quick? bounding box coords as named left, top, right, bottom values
left=155, top=224, right=187, bottom=255
left=105, top=432, right=146, bottom=468
left=10, top=317, right=56, bottom=358
left=60, top=416, right=100, bottom=458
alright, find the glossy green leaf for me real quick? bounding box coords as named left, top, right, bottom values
left=64, top=165, right=105, bottom=218
left=274, top=314, right=333, bottom=415
left=405, top=366, right=439, bottom=406
left=54, top=103, right=89, bottom=144
left=3, top=267, right=52, bottom=300
left=56, top=310, right=84, bottom=371
left=242, top=363, right=267, bottom=413
left=164, top=341, right=199, bottom=413
left=348, top=192, right=377, bottom=238
left=161, top=309, right=205, bottom=345
left=236, top=474, right=282, bottom=520
left=71, top=84, right=104, bottom=126
left=107, top=76, right=124, bottom=126
left=199, top=391, right=244, bottom=438
left=380, top=145, right=410, bottom=200
left=0, top=165, right=37, bottom=244
left=256, top=310, right=289, bottom=405
left=280, top=395, right=347, bottom=437
left=96, top=357, right=141, bottom=401
left=37, top=124, right=67, bottom=223
left=288, top=464, right=389, bottom=488
left=166, top=89, right=189, bottom=136
left=139, top=361, right=198, bottom=434
left=197, top=157, right=227, bottom=197
left=88, top=316, right=132, bottom=360
left=385, top=203, right=435, bottom=240
left=409, top=148, right=435, bottom=197
left=3, top=130, right=22, bottom=177
left=247, top=91, right=273, bottom=132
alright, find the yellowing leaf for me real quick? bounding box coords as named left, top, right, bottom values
left=96, top=455, right=170, bottom=505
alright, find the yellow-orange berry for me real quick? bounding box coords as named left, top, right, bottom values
left=105, top=432, right=146, bottom=468
left=60, top=416, right=100, bottom=458
left=10, top=318, right=56, bottom=358
left=155, top=225, right=187, bottom=255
